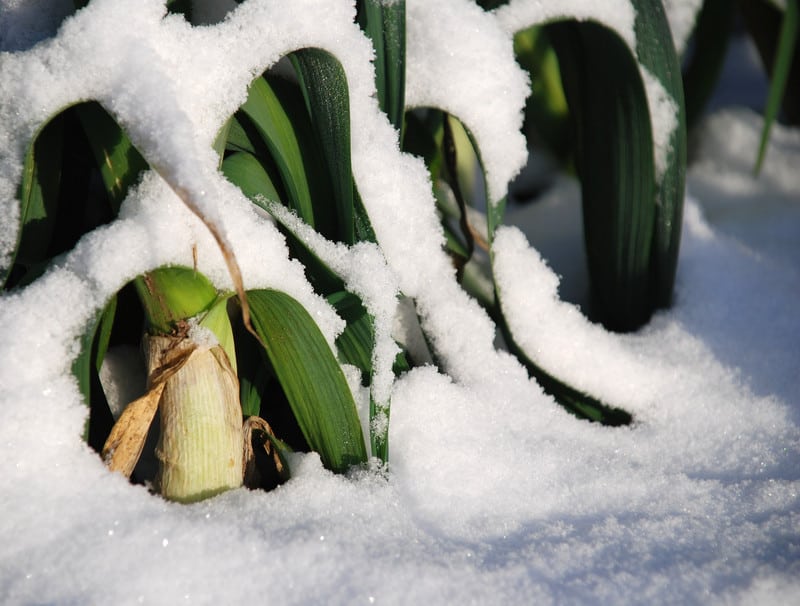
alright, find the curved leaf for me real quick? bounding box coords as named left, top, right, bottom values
left=221, top=151, right=281, bottom=204
left=546, top=0, right=686, bottom=330
left=3, top=117, right=63, bottom=288
left=240, top=76, right=315, bottom=226
left=549, top=21, right=655, bottom=330
left=291, top=48, right=356, bottom=244
left=247, top=289, right=368, bottom=472
left=75, top=101, right=148, bottom=212
left=134, top=266, right=218, bottom=335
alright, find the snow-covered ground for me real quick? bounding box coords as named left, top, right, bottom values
left=0, top=1, right=798, bottom=604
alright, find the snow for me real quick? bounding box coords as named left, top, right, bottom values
left=0, top=0, right=798, bottom=604
left=660, top=0, right=704, bottom=56
left=405, top=0, right=530, bottom=204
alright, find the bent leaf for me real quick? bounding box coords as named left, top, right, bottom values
left=546, top=0, right=686, bottom=330
left=5, top=117, right=63, bottom=287
left=75, top=101, right=148, bottom=212
left=291, top=49, right=356, bottom=244
left=246, top=289, right=368, bottom=473
left=240, top=76, right=315, bottom=226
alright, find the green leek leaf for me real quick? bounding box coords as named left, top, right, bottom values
left=740, top=0, right=800, bottom=126
left=247, top=289, right=368, bottom=472
left=239, top=76, right=315, bottom=226
left=291, top=49, right=356, bottom=244
left=494, top=304, right=631, bottom=425
left=546, top=0, right=686, bottom=330
left=549, top=21, right=655, bottom=330
left=327, top=290, right=374, bottom=382
left=755, top=0, right=798, bottom=173
left=3, top=117, right=63, bottom=287
left=74, top=296, right=117, bottom=446
left=357, top=0, right=406, bottom=136
left=75, top=102, right=148, bottom=213
left=221, top=151, right=281, bottom=205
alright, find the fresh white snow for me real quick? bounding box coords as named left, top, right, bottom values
left=0, top=1, right=798, bottom=604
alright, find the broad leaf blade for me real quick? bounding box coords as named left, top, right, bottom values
left=221, top=151, right=281, bottom=204
left=327, top=290, right=387, bottom=461
left=240, top=76, right=315, bottom=226
left=231, top=178, right=343, bottom=295
left=550, top=20, right=655, bottom=330
left=75, top=102, right=148, bottom=213
left=247, top=289, right=368, bottom=472
left=631, top=0, right=687, bottom=311
left=291, top=49, right=356, bottom=244
left=357, top=0, right=406, bottom=136
left=493, top=300, right=632, bottom=425
left=3, top=118, right=63, bottom=287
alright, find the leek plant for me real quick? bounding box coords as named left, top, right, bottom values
left=3, top=0, right=796, bottom=502
left=3, top=101, right=367, bottom=502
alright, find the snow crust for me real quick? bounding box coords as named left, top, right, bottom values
left=0, top=1, right=798, bottom=604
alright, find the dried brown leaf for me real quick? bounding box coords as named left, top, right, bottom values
left=242, top=416, right=285, bottom=489
left=102, top=382, right=165, bottom=478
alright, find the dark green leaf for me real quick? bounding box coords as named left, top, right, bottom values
left=353, top=189, right=378, bottom=244
left=254, top=198, right=344, bottom=296
left=494, top=304, right=632, bottom=425
left=3, top=118, right=63, bottom=288
left=291, top=49, right=356, bottom=244
left=357, top=0, right=406, bottom=136
left=221, top=151, right=281, bottom=205
left=75, top=102, right=148, bottom=213
left=247, top=289, right=368, bottom=472
left=631, top=0, right=687, bottom=312
left=239, top=76, right=315, bottom=226
left=547, top=0, right=686, bottom=330
left=755, top=0, right=798, bottom=173
left=327, top=290, right=374, bottom=381
left=550, top=20, right=655, bottom=331
left=73, top=296, right=117, bottom=445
